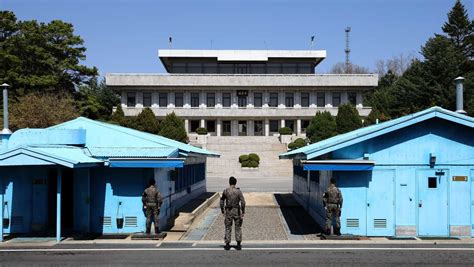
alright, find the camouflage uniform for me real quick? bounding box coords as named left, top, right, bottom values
left=220, top=185, right=246, bottom=244
left=142, top=185, right=163, bottom=234
left=323, top=183, right=343, bottom=234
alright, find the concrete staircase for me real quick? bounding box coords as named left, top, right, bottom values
left=205, top=136, right=293, bottom=180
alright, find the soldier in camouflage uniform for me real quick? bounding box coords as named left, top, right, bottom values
left=220, top=176, right=246, bottom=250
left=142, top=179, right=163, bottom=234
left=323, top=177, right=343, bottom=235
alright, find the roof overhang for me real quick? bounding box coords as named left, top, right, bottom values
left=107, top=158, right=185, bottom=168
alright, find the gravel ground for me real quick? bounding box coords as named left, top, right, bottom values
left=203, top=207, right=288, bottom=241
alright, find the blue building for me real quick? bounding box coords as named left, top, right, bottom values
left=0, top=117, right=218, bottom=241
left=280, top=107, right=474, bottom=237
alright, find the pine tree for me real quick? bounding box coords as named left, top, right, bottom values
left=110, top=105, right=125, bottom=125
left=134, top=107, right=160, bottom=134
left=364, top=108, right=389, bottom=126
left=158, top=112, right=188, bottom=143
left=336, top=104, right=363, bottom=134
left=442, top=0, right=474, bottom=60
left=306, top=111, right=337, bottom=143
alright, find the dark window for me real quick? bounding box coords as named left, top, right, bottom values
left=238, top=96, right=247, bottom=107
left=301, top=93, right=310, bottom=107
left=285, top=93, right=294, bottom=107
left=191, top=93, right=200, bottom=107
left=190, top=120, right=200, bottom=132
left=159, top=93, right=168, bottom=107
left=301, top=120, right=311, bottom=132
left=254, top=92, right=263, bottom=107
left=332, top=92, right=341, bottom=107
left=285, top=120, right=295, bottom=132
left=175, top=93, right=183, bottom=107
left=219, top=64, right=234, bottom=74
left=309, top=171, right=320, bottom=183
left=251, top=64, right=266, bottom=74
left=222, top=121, right=231, bottom=136
left=127, top=92, right=136, bottom=107
left=236, top=64, right=248, bottom=74
left=187, top=63, right=202, bottom=73
left=222, top=93, right=231, bottom=107
left=203, top=63, right=218, bottom=73
left=348, top=92, right=357, bottom=105
left=317, top=93, right=325, bottom=107
left=174, top=163, right=206, bottom=192
left=297, top=63, right=313, bottom=74
left=267, top=63, right=281, bottom=74
left=207, top=93, right=215, bottom=107
left=269, top=93, right=279, bottom=107
left=428, top=177, right=437, bottom=188
left=254, top=120, right=263, bottom=136
left=171, top=63, right=186, bottom=73
left=238, top=121, right=247, bottom=136
left=207, top=120, right=216, bottom=132
left=269, top=120, right=279, bottom=132
left=282, top=63, right=297, bottom=74
left=143, top=92, right=152, bottom=107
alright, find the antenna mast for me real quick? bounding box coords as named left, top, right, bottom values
left=345, top=27, right=351, bottom=73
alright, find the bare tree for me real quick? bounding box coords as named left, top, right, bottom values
left=374, top=53, right=415, bottom=77
left=330, top=62, right=370, bottom=74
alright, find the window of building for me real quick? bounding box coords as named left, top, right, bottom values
left=285, top=93, right=294, bottom=108
left=297, top=63, right=313, bottom=74
left=317, top=93, right=325, bottom=107
left=143, top=92, right=152, bottom=107
left=301, top=120, right=311, bottom=133
left=203, top=63, right=218, bottom=74
left=301, top=92, right=310, bottom=107
left=222, top=93, right=231, bottom=107
left=175, top=92, right=183, bottom=107
left=222, top=121, right=231, bottom=136
left=428, top=177, right=437, bottom=188
left=282, top=63, right=297, bottom=74
left=269, top=120, right=279, bottom=132
left=236, top=64, right=248, bottom=74
left=267, top=63, right=281, bottom=74
left=171, top=63, right=186, bottom=73
left=191, top=93, right=200, bottom=108
left=254, top=120, right=263, bottom=136
left=310, top=170, right=320, bottom=183
left=190, top=120, right=200, bottom=132
left=219, top=64, right=234, bottom=74
left=207, top=120, right=216, bottom=132
left=187, top=63, right=202, bottom=73
left=251, top=64, right=266, bottom=74
left=348, top=92, right=357, bottom=106
left=269, top=93, right=279, bottom=107
left=238, top=96, right=247, bottom=107
left=159, top=93, right=168, bottom=107
left=332, top=92, right=341, bottom=107
left=207, top=93, right=215, bottom=107
left=285, top=120, right=295, bottom=132
left=254, top=92, right=263, bottom=107
left=127, top=92, right=136, bottom=107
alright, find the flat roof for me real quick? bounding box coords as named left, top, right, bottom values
left=158, top=49, right=327, bottom=62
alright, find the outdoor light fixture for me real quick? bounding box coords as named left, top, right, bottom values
left=429, top=153, right=436, bottom=168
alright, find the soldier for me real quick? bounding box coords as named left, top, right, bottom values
left=323, top=177, right=343, bottom=236
left=220, top=176, right=246, bottom=250
left=142, top=178, right=163, bottom=234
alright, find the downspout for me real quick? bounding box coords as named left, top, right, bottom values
left=0, top=83, right=12, bottom=152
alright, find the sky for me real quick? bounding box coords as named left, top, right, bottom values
left=2, top=0, right=473, bottom=76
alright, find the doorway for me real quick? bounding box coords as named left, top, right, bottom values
left=254, top=120, right=263, bottom=136
left=47, top=168, right=75, bottom=235
left=222, top=121, right=231, bottom=136
left=238, top=121, right=247, bottom=136
left=417, top=169, right=449, bottom=236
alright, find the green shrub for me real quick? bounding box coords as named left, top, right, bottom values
left=288, top=138, right=306, bottom=150
left=306, top=111, right=337, bottom=143
left=336, top=103, right=363, bottom=134
left=248, top=160, right=259, bottom=168
left=241, top=160, right=250, bottom=167
left=278, top=127, right=293, bottom=135
left=158, top=112, right=188, bottom=143
left=239, top=154, right=249, bottom=163
left=248, top=153, right=260, bottom=163
left=196, top=127, right=208, bottom=135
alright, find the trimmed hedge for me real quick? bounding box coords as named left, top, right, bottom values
left=278, top=127, right=293, bottom=135
left=239, top=153, right=260, bottom=168
left=196, top=127, right=208, bottom=135
left=288, top=138, right=306, bottom=150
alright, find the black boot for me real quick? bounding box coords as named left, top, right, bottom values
left=335, top=227, right=341, bottom=236
left=224, top=243, right=231, bottom=250
left=236, top=241, right=242, bottom=250
left=155, top=227, right=161, bottom=234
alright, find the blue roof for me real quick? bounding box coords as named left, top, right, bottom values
left=87, top=147, right=179, bottom=158
left=280, top=106, right=474, bottom=160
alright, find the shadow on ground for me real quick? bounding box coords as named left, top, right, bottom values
left=274, top=194, right=323, bottom=236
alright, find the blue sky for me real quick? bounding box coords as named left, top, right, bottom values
left=3, top=0, right=473, bottom=75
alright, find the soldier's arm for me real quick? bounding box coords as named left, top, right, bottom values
left=339, top=190, right=343, bottom=208
left=156, top=189, right=163, bottom=207
left=220, top=190, right=226, bottom=214
left=239, top=191, right=246, bottom=214
left=141, top=191, right=147, bottom=206
left=322, top=192, right=328, bottom=207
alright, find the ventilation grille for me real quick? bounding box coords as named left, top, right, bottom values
left=11, top=216, right=23, bottom=226
left=125, top=216, right=137, bottom=227
left=346, top=218, right=359, bottom=228
left=100, top=216, right=112, bottom=227
left=374, top=219, right=387, bottom=229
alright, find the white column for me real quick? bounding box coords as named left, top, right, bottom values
left=184, top=119, right=189, bottom=133
left=264, top=119, right=270, bottom=136
left=200, top=119, right=205, bottom=128
left=217, top=119, right=222, bottom=136
left=248, top=120, right=253, bottom=136
left=297, top=119, right=302, bottom=136
left=280, top=119, right=285, bottom=128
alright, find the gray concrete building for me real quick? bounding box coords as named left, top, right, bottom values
left=106, top=49, right=378, bottom=138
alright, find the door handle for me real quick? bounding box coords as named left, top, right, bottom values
left=418, top=201, right=422, bottom=208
